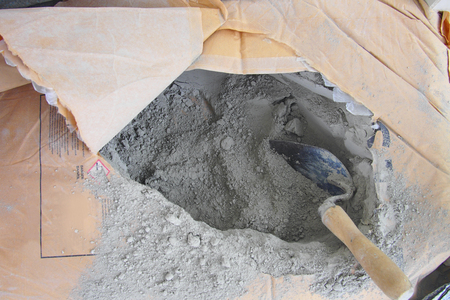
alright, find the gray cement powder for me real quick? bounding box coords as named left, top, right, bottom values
left=74, top=71, right=396, bottom=299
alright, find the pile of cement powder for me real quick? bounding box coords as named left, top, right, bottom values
left=76, top=71, right=388, bottom=299
left=74, top=173, right=371, bottom=300
left=100, top=71, right=374, bottom=243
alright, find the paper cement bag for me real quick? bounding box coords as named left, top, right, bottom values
left=0, top=84, right=113, bottom=298
left=0, top=0, right=449, bottom=299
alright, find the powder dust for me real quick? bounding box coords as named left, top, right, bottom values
left=100, top=72, right=373, bottom=243
left=74, top=71, right=393, bottom=299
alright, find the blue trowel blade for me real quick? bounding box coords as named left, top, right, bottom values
left=269, top=140, right=352, bottom=196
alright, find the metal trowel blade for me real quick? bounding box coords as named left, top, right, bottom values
left=269, top=140, right=352, bottom=196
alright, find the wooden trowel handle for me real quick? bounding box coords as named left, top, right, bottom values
left=321, top=206, right=413, bottom=300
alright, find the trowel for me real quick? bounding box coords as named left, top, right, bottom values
left=269, top=140, right=413, bottom=300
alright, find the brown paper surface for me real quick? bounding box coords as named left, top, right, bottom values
left=0, top=40, right=48, bottom=88
left=370, top=123, right=450, bottom=283
left=442, top=11, right=450, bottom=45
left=0, top=51, right=29, bottom=92
left=188, top=29, right=311, bottom=73
left=0, top=6, right=223, bottom=153
left=0, top=84, right=113, bottom=298
left=0, top=1, right=449, bottom=299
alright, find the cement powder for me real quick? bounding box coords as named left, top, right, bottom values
left=74, top=71, right=402, bottom=299
left=100, top=71, right=374, bottom=243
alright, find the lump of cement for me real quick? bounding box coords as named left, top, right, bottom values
left=220, top=136, right=235, bottom=151
left=273, top=102, right=287, bottom=119
left=187, top=233, right=201, bottom=248
left=284, top=118, right=304, bottom=137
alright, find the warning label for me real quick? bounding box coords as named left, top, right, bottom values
left=47, top=105, right=85, bottom=158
